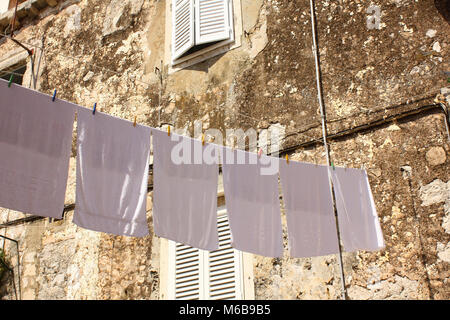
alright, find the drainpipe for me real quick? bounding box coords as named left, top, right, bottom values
left=309, top=0, right=347, bottom=300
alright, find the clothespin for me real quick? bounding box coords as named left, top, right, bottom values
left=133, top=116, right=137, bottom=127
left=202, top=133, right=205, bottom=146
left=93, top=103, right=97, bottom=115
left=331, top=162, right=335, bottom=170
left=52, top=90, right=57, bottom=102
left=258, top=148, right=263, bottom=158
left=8, top=74, right=13, bottom=87
left=285, top=154, right=289, bottom=164
left=167, top=126, right=171, bottom=136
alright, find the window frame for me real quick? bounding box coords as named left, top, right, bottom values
left=0, top=49, right=28, bottom=85
left=165, top=0, right=242, bottom=73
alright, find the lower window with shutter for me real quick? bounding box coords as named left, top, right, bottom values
left=167, top=208, right=244, bottom=300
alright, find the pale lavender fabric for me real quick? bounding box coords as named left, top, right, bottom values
left=279, top=160, right=339, bottom=258
left=0, top=79, right=75, bottom=218
left=221, top=148, right=283, bottom=257
left=152, top=129, right=219, bottom=250
left=73, top=107, right=151, bottom=237
left=331, top=167, right=385, bottom=252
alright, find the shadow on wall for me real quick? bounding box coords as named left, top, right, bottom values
left=0, top=249, right=13, bottom=299
left=182, top=52, right=226, bottom=73
left=435, top=0, right=450, bottom=24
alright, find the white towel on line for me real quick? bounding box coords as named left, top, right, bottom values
left=73, top=107, right=151, bottom=237
left=221, top=148, right=283, bottom=257
left=279, top=160, right=340, bottom=258
left=330, top=167, right=385, bottom=252
left=152, top=129, right=219, bottom=250
left=0, top=79, right=75, bottom=218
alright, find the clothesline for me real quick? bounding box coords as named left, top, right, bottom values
left=1, top=32, right=442, bottom=157
left=0, top=79, right=385, bottom=258
left=0, top=72, right=339, bottom=167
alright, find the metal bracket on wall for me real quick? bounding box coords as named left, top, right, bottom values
left=435, top=93, right=450, bottom=141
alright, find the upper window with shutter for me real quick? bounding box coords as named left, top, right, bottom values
left=172, top=0, right=196, bottom=61
left=166, top=208, right=246, bottom=300
left=195, top=0, right=231, bottom=45
left=170, top=0, right=235, bottom=66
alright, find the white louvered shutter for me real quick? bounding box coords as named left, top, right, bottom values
left=172, top=0, right=195, bottom=61
left=195, top=0, right=232, bottom=45
left=169, top=243, right=206, bottom=300
left=205, top=212, right=243, bottom=300
left=169, top=209, right=243, bottom=300
left=170, top=242, right=205, bottom=300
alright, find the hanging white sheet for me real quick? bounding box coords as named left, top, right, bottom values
left=221, top=148, right=283, bottom=257
left=331, top=167, right=385, bottom=252
left=279, top=160, right=340, bottom=257
left=152, top=129, right=219, bottom=250
left=0, top=80, right=75, bottom=218
left=73, top=107, right=151, bottom=237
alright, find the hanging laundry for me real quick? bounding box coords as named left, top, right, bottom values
left=0, top=80, right=75, bottom=218
left=73, top=107, right=151, bottom=237
left=279, top=161, right=340, bottom=258
left=152, top=129, right=219, bottom=251
left=330, top=167, right=385, bottom=252
left=221, top=148, right=283, bottom=257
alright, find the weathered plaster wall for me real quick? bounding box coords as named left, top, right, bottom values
left=0, top=0, right=160, bottom=300
left=0, top=0, right=449, bottom=300
left=226, top=0, right=449, bottom=300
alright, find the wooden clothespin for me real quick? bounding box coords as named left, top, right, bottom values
left=133, top=116, right=137, bottom=127
left=167, top=126, right=171, bottom=136
left=93, top=103, right=97, bottom=115
left=285, top=154, right=289, bottom=164
left=8, top=74, right=13, bottom=87
left=52, top=90, right=57, bottom=102
left=202, top=133, right=205, bottom=146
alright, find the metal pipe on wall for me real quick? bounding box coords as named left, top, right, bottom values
left=309, top=0, right=347, bottom=300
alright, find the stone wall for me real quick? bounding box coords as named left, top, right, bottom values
left=0, top=0, right=449, bottom=299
